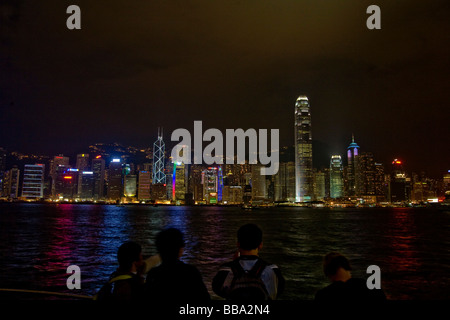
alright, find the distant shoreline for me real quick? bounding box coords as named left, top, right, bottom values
left=0, top=199, right=438, bottom=209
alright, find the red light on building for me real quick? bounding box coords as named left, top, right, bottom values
left=95, top=155, right=102, bottom=159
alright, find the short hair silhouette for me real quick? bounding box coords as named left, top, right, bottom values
left=323, top=252, right=352, bottom=278
left=155, top=228, right=185, bottom=261
left=117, top=241, right=142, bottom=271
left=237, top=224, right=263, bottom=250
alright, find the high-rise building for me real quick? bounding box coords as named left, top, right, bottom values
left=189, top=164, right=204, bottom=203
left=202, top=166, right=219, bottom=204
left=55, top=168, right=79, bottom=199
left=92, top=156, right=105, bottom=200
left=76, top=153, right=90, bottom=171
left=374, top=162, right=386, bottom=202
left=151, top=184, right=167, bottom=202
left=313, top=169, right=326, bottom=201
left=355, top=152, right=376, bottom=197
left=389, top=159, right=411, bottom=203
left=346, top=135, right=360, bottom=197
left=330, top=155, right=344, bottom=198
left=50, top=155, right=70, bottom=197
left=251, top=164, right=267, bottom=201
left=2, top=166, right=20, bottom=199
left=124, top=174, right=137, bottom=198
left=22, top=164, right=45, bottom=199
left=273, top=161, right=296, bottom=202
left=294, top=95, right=313, bottom=202
left=171, top=162, right=187, bottom=202
left=222, top=185, right=243, bottom=204
left=107, top=158, right=123, bottom=200
left=153, top=127, right=166, bottom=184
left=79, top=171, right=95, bottom=200
left=138, top=171, right=152, bottom=201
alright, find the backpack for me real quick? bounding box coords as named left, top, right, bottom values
left=94, top=274, right=133, bottom=301
left=228, top=258, right=270, bottom=301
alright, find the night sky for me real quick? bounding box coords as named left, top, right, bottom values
left=1, top=1, right=449, bottom=177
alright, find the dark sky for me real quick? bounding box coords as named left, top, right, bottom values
left=1, top=0, right=449, bottom=177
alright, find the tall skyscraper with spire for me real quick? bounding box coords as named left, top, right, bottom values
left=294, top=95, right=313, bottom=202
left=152, top=127, right=166, bottom=184
left=346, top=134, right=360, bottom=196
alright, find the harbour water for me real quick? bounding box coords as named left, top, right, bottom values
left=0, top=203, right=449, bottom=300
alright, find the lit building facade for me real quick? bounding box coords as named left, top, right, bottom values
left=124, top=174, right=137, bottom=198
left=50, top=155, right=70, bottom=197
left=294, top=95, right=313, bottom=202
left=2, top=166, right=20, bottom=199
left=107, top=158, right=123, bottom=200
left=346, top=135, right=360, bottom=197
left=22, top=164, right=45, bottom=199
left=273, top=161, right=295, bottom=202
left=355, top=152, right=376, bottom=197
left=202, top=166, right=220, bottom=204
left=76, top=153, right=90, bottom=171
left=92, top=156, right=105, bottom=200
left=79, top=171, right=95, bottom=200
left=330, top=155, right=344, bottom=198
left=138, top=171, right=151, bottom=201
left=389, top=159, right=411, bottom=203
left=313, top=169, right=326, bottom=201
left=152, top=128, right=166, bottom=184
left=251, top=164, right=267, bottom=201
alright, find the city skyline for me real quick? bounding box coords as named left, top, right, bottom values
left=1, top=129, right=448, bottom=205
left=1, top=1, right=449, bottom=178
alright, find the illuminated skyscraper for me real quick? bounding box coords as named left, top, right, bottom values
left=202, top=166, right=219, bottom=204
left=313, top=169, right=326, bottom=201
left=50, top=155, right=70, bottom=197
left=172, top=162, right=187, bottom=202
left=355, top=152, right=376, bottom=197
left=22, top=164, right=45, bottom=199
left=390, top=159, right=411, bottom=203
left=2, top=166, right=20, bottom=199
left=294, top=95, right=313, bottom=202
left=251, top=164, right=267, bottom=201
left=330, top=155, right=344, bottom=198
left=273, top=161, right=296, bottom=202
left=374, top=163, right=387, bottom=202
left=153, top=127, right=166, bottom=184
left=107, top=158, right=123, bottom=200
left=55, top=168, right=78, bottom=199
left=92, top=156, right=105, bottom=199
left=346, top=135, right=360, bottom=196
left=124, top=174, right=137, bottom=198
left=138, top=171, right=151, bottom=201
left=79, top=171, right=95, bottom=200
left=76, top=153, right=90, bottom=171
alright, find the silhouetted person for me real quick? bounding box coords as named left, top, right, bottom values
left=145, top=228, right=210, bottom=302
left=315, top=252, right=386, bottom=302
left=96, top=241, right=160, bottom=301
left=212, top=223, right=284, bottom=301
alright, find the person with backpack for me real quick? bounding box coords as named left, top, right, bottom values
left=95, top=241, right=161, bottom=301
left=212, top=223, right=285, bottom=301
